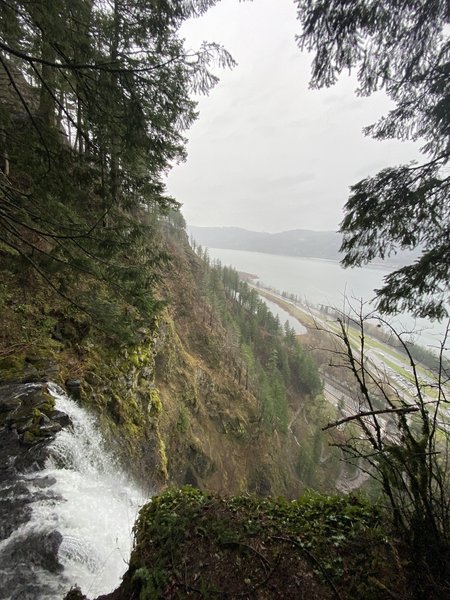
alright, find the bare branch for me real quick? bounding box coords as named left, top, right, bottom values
left=323, top=406, right=419, bottom=431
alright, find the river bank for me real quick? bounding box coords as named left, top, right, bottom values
left=251, top=282, right=450, bottom=452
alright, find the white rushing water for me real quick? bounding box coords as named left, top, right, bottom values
left=0, top=383, right=146, bottom=600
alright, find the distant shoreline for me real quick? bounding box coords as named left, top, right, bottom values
left=211, top=247, right=394, bottom=273
left=237, top=271, right=259, bottom=281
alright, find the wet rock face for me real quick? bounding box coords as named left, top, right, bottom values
left=0, top=382, right=71, bottom=598
left=0, top=382, right=70, bottom=469
left=65, top=378, right=82, bottom=400
left=0, top=521, right=66, bottom=600
left=0, top=383, right=54, bottom=470
left=0, top=356, right=59, bottom=387
left=0, top=384, right=64, bottom=532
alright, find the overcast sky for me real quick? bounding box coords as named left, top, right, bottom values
left=165, top=0, right=420, bottom=233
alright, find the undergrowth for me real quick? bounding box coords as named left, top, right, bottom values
left=114, top=486, right=411, bottom=600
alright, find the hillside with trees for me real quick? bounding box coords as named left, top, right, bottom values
left=0, top=0, right=233, bottom=341
left=189, top=226, right=342, bottom=260
left=0, top=1, right=449, bottom=599
left=189, top=226, right=422, bottom=266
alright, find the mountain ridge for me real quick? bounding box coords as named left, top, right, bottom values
left=189, top=225, right=420, bottom=265
left=189, top=226, right=341, bottom=261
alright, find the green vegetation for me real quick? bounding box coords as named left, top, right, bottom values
left=322, top=311, right=450, bottom=597
left=0, top=0, right=232, bottom=342
left=3, top=3, right=449, bottom=599
left=297, top=0, right=450, bottom=584
left=296, top=0, right=450, bottom=320
left=192, top=244, right=322, bottom=435
left=76, top=486, right=411, bottom=600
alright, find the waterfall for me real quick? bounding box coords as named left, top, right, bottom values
left=0, top=383, right=147, bottom=600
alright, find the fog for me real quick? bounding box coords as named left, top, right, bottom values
left=166, top=0, right=421, bottom=233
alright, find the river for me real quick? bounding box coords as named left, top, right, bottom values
left=258, top=295, right=307, bottom=335
left=206, top=247, right=447, bottom=350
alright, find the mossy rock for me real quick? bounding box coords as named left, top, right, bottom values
left=22, top=430, right=38, bottom=445
left=176, top=405, right=190, bottom=433
left=0, top=352, right=59, bottom=384
left=222, top=415, right=247, bottom=438
left=106, top=395, right=123, bottom=425
left=101, top=488, right=411, bottom=600
left=158, top=437, right=168, bottom=481
left=149, top=387, right=162, bottom=417
left=0, top=355, right=37, bottom=384
left=188, top=443, right=215, bottom=478
left=182, top=383, right=198, bottom=409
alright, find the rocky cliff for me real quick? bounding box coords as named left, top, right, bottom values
left=0, top=230, right=337, bottom=500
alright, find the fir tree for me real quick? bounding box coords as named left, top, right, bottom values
left=0, top=0, right=234, bottom=339
left=296, top=0, right=450, bottom=319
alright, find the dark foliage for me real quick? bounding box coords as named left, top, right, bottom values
left=0, top=0, right=233, bottom=340
left=296, top=0, right=450, bottom=319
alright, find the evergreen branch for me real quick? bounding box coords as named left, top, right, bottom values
left=0, top=40, right=190, bottom=74
left=0, top=200, right=106, bottom=241
left=0, top=232, right=109, bottom=333
left=28, top=61, right=92, bottom=149
left=0, top=53, right=52, bottom=172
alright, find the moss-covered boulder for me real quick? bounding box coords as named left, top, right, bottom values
left=78, top=487, right=412, bottom=600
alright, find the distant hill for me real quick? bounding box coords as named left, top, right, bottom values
left=188, top=226, right=420, bottom=265
left=189, top=226, right=342, bottom=261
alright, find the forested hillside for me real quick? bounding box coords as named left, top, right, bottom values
left=189, top=226, right=342, bottom=260
left=189, top=226, right=421, bottom=265
left=0, top=0, right=341, bottom=520
left=1, top=200, right=341, bottom=493
left=0, top=0, right=233, bottom=342
left=1, top=1, right=449, bottom=599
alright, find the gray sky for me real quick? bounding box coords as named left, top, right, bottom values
left=166, top=0, right=420, bottom=233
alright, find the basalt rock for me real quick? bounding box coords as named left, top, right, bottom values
left=65, top=378, right=82, bottom=400
left=0, top=382, right=72, bottom=599
left=0, top=383, right=70, bottom=536
left=49, top=409, right=72, bottom=428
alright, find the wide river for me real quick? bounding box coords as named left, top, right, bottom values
left=206, top=247, right=447, bottom=350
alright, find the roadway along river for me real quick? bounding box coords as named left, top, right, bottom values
left=206, top=247, right=447, bottom=351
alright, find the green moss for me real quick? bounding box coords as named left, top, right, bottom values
left=222, top=416, right=247, bottom=438
left=125, top=488, right=401, bottom=600
left=131, top=566, right=165, bottom=600
left=182, top=383, right=198, bottom=408
left=40, top=398, right=56, bottom=417
left=129, top=345, right=152, bottom=368
left=158, top=437, right=168, bottom=481
left=176, top=404, right=190, bottom=433
left=22, top=430, right=37, bottom=444
left=0, top=354, right=26, bottom=382
left=130, top=351, right=141, bottom=368
left=149, top=388, right=162, bottom=416
left=32, top=407, right=41, bottom=418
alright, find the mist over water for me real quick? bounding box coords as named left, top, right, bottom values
left=207, top=247, right=447, bottom=349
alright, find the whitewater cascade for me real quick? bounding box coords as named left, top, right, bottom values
left=0, top=383, right=146, bottom=600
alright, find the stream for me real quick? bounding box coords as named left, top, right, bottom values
left=0, top=383, right=146, bottom=600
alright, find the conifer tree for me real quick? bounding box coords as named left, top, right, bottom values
left=296, top=0, right=450, bottom=319
left=0, top=0, right=233, bottom=339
